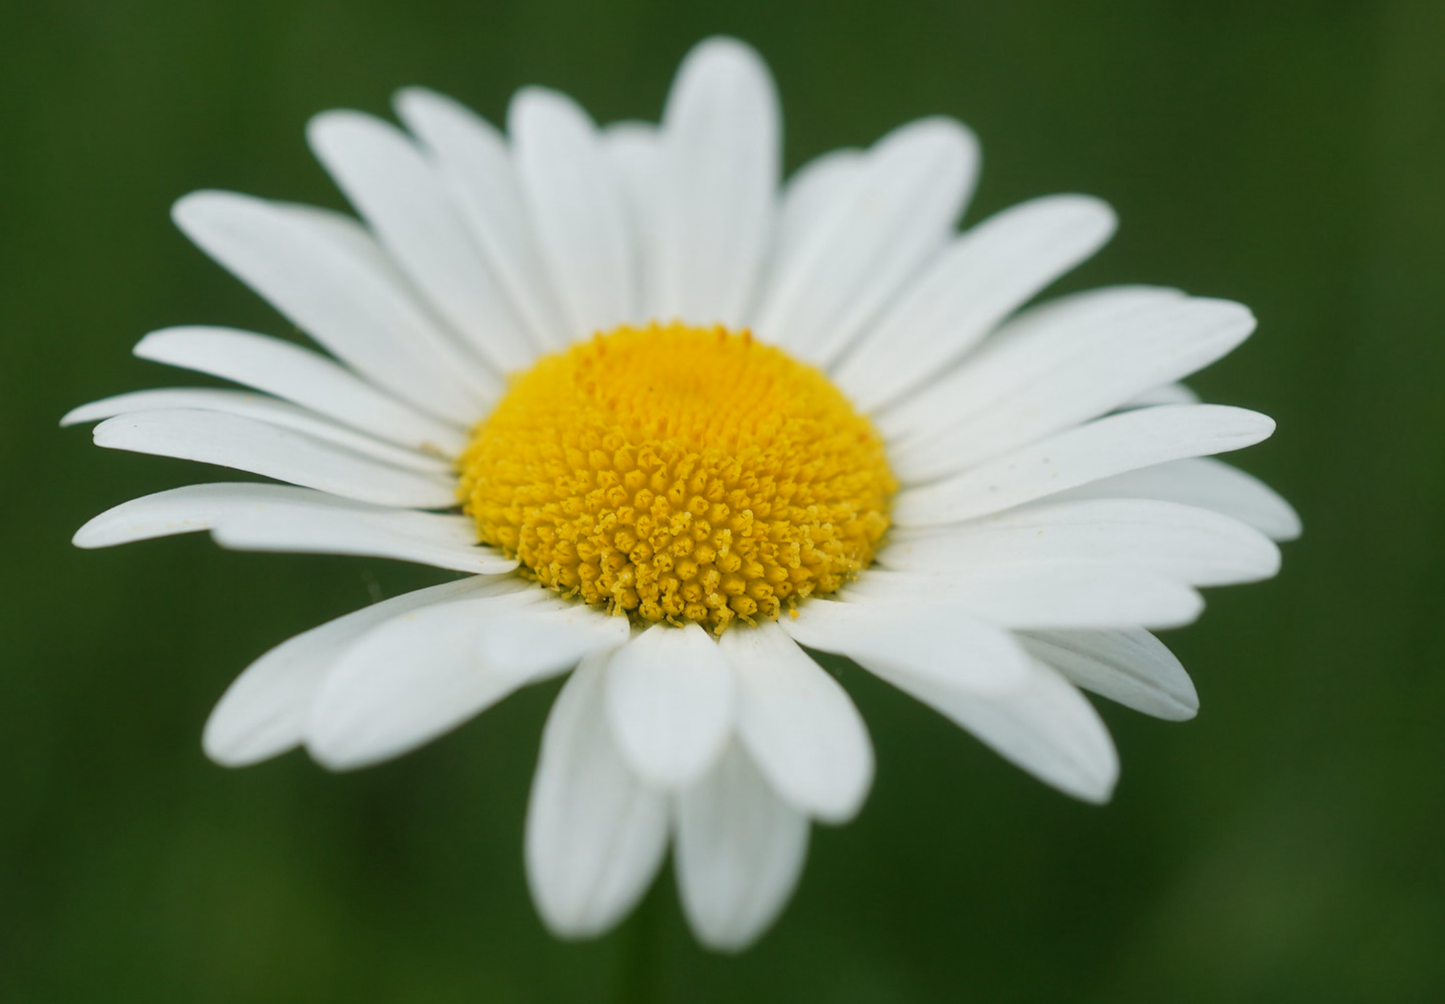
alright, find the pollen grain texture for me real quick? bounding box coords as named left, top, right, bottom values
left=457, top=322, right=896, bottom=633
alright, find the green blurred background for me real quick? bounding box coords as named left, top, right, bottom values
left=4, top=0, right=1443, bottom=1000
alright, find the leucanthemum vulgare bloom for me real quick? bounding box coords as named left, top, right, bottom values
left=68, top=37, right=1297, bottom=951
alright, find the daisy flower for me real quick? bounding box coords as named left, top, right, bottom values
left=67, top=37, right=1297, bottom=951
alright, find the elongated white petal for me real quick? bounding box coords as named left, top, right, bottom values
left=879, top=285, right=1184, bottom=442
left=1126, top=382, right=1199, bottom=407
left=1019, top=629, right=1197, bottom=720
left=72, top=483, right=499, bottom=574
left=133, top=326, right=465, bottom=454
left=308, top=110, right=534, bottom=372
left=881, top=498, right=1281, bottom=587
left=93, top=410, right=456, bottom=509
left=211, top=503, right=516, bottom=575
left=306, top=588, right=602, bottom=770
left=510, top=87, right=636, bottom=338
left=204, top=576, right=514, bottom=766
left=720, top=622, right=873, bottom=823
left=836, top=195, right=1117, bottom=410
left=1050, top=456, right=1301, bottom=541
left=652, top=37, right=779, bottom=328
left=892, top=405, right=1276, bottom=527
left=395, top=86, right=565, bottom=349
left=844, top=565, right=1204, bottom=630
left=888, top=297, right=1257, bottom=480
left=768, top=148, right=862, bottom=290
left=172, top=191, right=493, bottom=423
left=754, top=117, right=979, bottom=366
left=603, top=121, right=660, bottom=316
left=604, top=623, right=734, bottom=790
left=676, top=742, right=810, bottom=952
left=781, top=597, right=1029, bottom=693
left=526, top=654, right=669, bottom=939
left=64, top=388, right=450, bottom=474
left=74, top=482, right=346, bottom=548
left=870, top=657, right=1118, bottom=802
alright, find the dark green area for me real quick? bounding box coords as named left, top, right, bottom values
left=3, top=0, right=1443, bottom=1000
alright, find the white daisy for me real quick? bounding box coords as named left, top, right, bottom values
left=67, top=37, right=1297, bottom=951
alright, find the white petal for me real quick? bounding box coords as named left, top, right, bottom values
left=1125, top=382, right=1200, bottom=407
left=307, top=110, right=535, bottom=372
left=305, top=590, right=617, bottom=769
left=92, top=410, right=456, bottom=509
left=881, top=498, right=1281, bottom=587
left=887, top=297, right=1257, bottom=480
left=203, top=576, right=507, bottom=766
left=526, top=654, right=669, bottom=939
left=74, top=482, right=339, bottom=548
left=768, top=148, right=862, bottom=287
left=879, top=285, right=1184, bottom=443
left=603, top=121, right=660, bottom=317
left=395, top=86, right=566, bottom=350
left=753, top=117, right=979, bottom=366
left=210, top=500, right=516, bottom=575
left=509, top=87, right=636, bottom=338
left=836, top=195, right=1117, bottom=411
left=675, top=742, right=810, bottom=952
left=844, top=565, right=1204, bottom=630
left=172, top=191, right=494, bottom=423
left=652, top=37, right=779, bottom=328
left=870, top=656, right=1118, bottom=803
left=781, top=597, right=1030, bottom=693
left=132, top=326, right=465, bottom=454
left=64, top=388, right=450, bottom=474
left=1049, top=456, right=1301, bottom=541
left=603, top=623, right=734, bottom=790
left=719, top=622, right=873, bottom=823
left=892, top=404, right=1276, bottom=527
left=1019, top=629, right=1197, bottom=721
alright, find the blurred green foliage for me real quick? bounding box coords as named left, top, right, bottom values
left=4, top=0, right=1444, bottom=1001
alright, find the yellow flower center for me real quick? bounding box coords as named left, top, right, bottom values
left=457, top=322, right=896, bottom=633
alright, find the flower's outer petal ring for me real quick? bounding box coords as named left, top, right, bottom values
left=172, top=191, right=494, bottom=423
left=676, top=742, right=810, bottom=953
left=1019, top=629, right=1198, bottom=721
left=881, top=498, right=1281, bottom=587
left=652, top=36, right=780, bottom=330
left=306, top=593, right=625, bottom=770
left=837, top=194, right=1117, bottom=412
left=1048, top=456, right=1301, bottom=542
left=307, top=110, right=535, bottom=373
left=64, top=388, right=450, bottom=475
left=843, top=565, right=1204, bottom=631
left=526, top=653, right=669, bottom=939
left=131, top=326, right=465, bottom=454
left=92, top=410, right=457, bottom=509
left=604, top=623, right=735, bottom=791
left=719, top=621, right=874, bottom=824
left=891, top=405, right=1276, bottom=527
left=204, top=576, right=524, bottom=767
left=870, top=656, right=1119, bottom=803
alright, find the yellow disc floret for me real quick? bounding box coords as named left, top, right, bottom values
left=457, top=322, right=896, bottom=633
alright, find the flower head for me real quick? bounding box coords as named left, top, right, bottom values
left=68, top=37, right=1296, bottom=951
